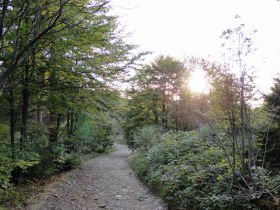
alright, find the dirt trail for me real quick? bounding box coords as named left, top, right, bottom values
left=29, top=144, right=167, bottom=210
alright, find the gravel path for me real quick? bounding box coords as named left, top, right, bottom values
left=30, top=144, right=167, bottom=210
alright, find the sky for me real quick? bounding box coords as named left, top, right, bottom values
left=110, top=0, right=280, bottom=94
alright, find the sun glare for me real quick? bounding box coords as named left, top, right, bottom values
left=188, top=69, right=210, bottom=93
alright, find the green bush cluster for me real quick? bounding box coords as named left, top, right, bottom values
left=131, top=125, right=163, bottom=151
left=0, top=111, right=115, bottom=208
left=130, top=127, right=280, bottom=210
left=75, top=112, right=114, bottom=153
left=0, top=143, right=39, bottom=206
left=25, top=113, right=114, bottom=179
left=26, top=143, right=81, bottom=179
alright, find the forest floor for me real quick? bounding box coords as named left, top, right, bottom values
left=26, top=144, right=167, bottom=210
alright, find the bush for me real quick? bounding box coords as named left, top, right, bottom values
left=132, top=125, right=163, bottom=151
left=59, top=153, right=81, bottom=171
left=0, top=155, right=14, bottom=196
left=0, top=111, right=114, bottom=208
left=0, top=144, right=39, bottom=207
left=0, top=124, right=9, bottom=142
left=75, top=112, right=113, bottom=153
left=24, top=112, right=114, bottom=179
left=129, top=153, right=150, bottom=180
left=130, top=128, right=280, bottom=210
left=26, top=143, right=81, bottom=179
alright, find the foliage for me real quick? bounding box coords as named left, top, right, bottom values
left=0, top=2, right=279, bottom=209
left=124, top=49, right=280, bottom=209
left=75, top=112, right=114, bottom=154
left=125, top=56, right=188, bottom=131
left=0, top=0, right=136, bottom=207
left=0, top=124, right=9, bottom=142
left=123, top=56, right=211, bottom=139
left=0, top=145, right=39, bottom=206
left=130, top=127, right=280, bottom=210
left=264, top=78, right=280, bottom=169
left=131, top=125, right=163, bottom=151
left=265, top=78, right=280, bottom=115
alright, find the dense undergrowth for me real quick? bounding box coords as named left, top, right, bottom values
left=129, top=125, right=280, bottom=210
left=0, top=112, right=114, bottom=209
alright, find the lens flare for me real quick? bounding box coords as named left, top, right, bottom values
left=188, top=69, right=210, bottom=93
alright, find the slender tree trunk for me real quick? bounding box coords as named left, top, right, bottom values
left=0, top=0, right=9, bottom=43
left=246, top=105, right=254, bottom=177
left=8, top=88, right=16, bottom=158
left=152, top=100, right=159, bottom=124
left=240, top=74, right=246, bottom=173
left=229, top=111, right=237, bottom=198
left=56, top=114, right=61, bottom=140
left=175, top=100, right=178, bottom=131
left=69, top=113, right=74, bottom=137
left=48, top=112, right=58, bottom=142
left=161, top=91, right=168, bottom=129
left=161, top=101, right=166, bottom=128
left=36, top=108, right=42, bottom=123
left=67, top=112, right=70, bottom=136
left=20, top=65, right=30, bottom=148
left=66, top=112, right=74, bottom=138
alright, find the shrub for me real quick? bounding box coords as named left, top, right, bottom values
left=0, top=144, right=39, bottom=207
left=130, top=129, right=280, bottom=210
left=26, top=142, right=81, bottom=179
left=0, top=155, right=14, bottom=195
left=129, top=153, right=150, bottom=181
left=60, top=153, right=81, bottom=171
left=132, top=125, right=163, bottom=151
left=75, top=112, right=113, bottom=153
left=0, top=124, right=9, bottom=142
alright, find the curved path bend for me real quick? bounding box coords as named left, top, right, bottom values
left=30, top=144, right=167, bottom=210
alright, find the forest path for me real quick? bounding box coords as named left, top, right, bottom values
left=29, top=144, right=167, bottom=210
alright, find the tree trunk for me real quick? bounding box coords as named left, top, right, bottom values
left=20, top=65, right=30, bottom=148
left=0, top=0, right=9, bottom=43
left=69, top=113, right=74, bottom=137
left=8, top=88, right=16, bottom=158
left=152, top=100, right=159, bottom=124
left=56, top=114, right=61, bottom=139
left=240, top=73, right=246, bottom=173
